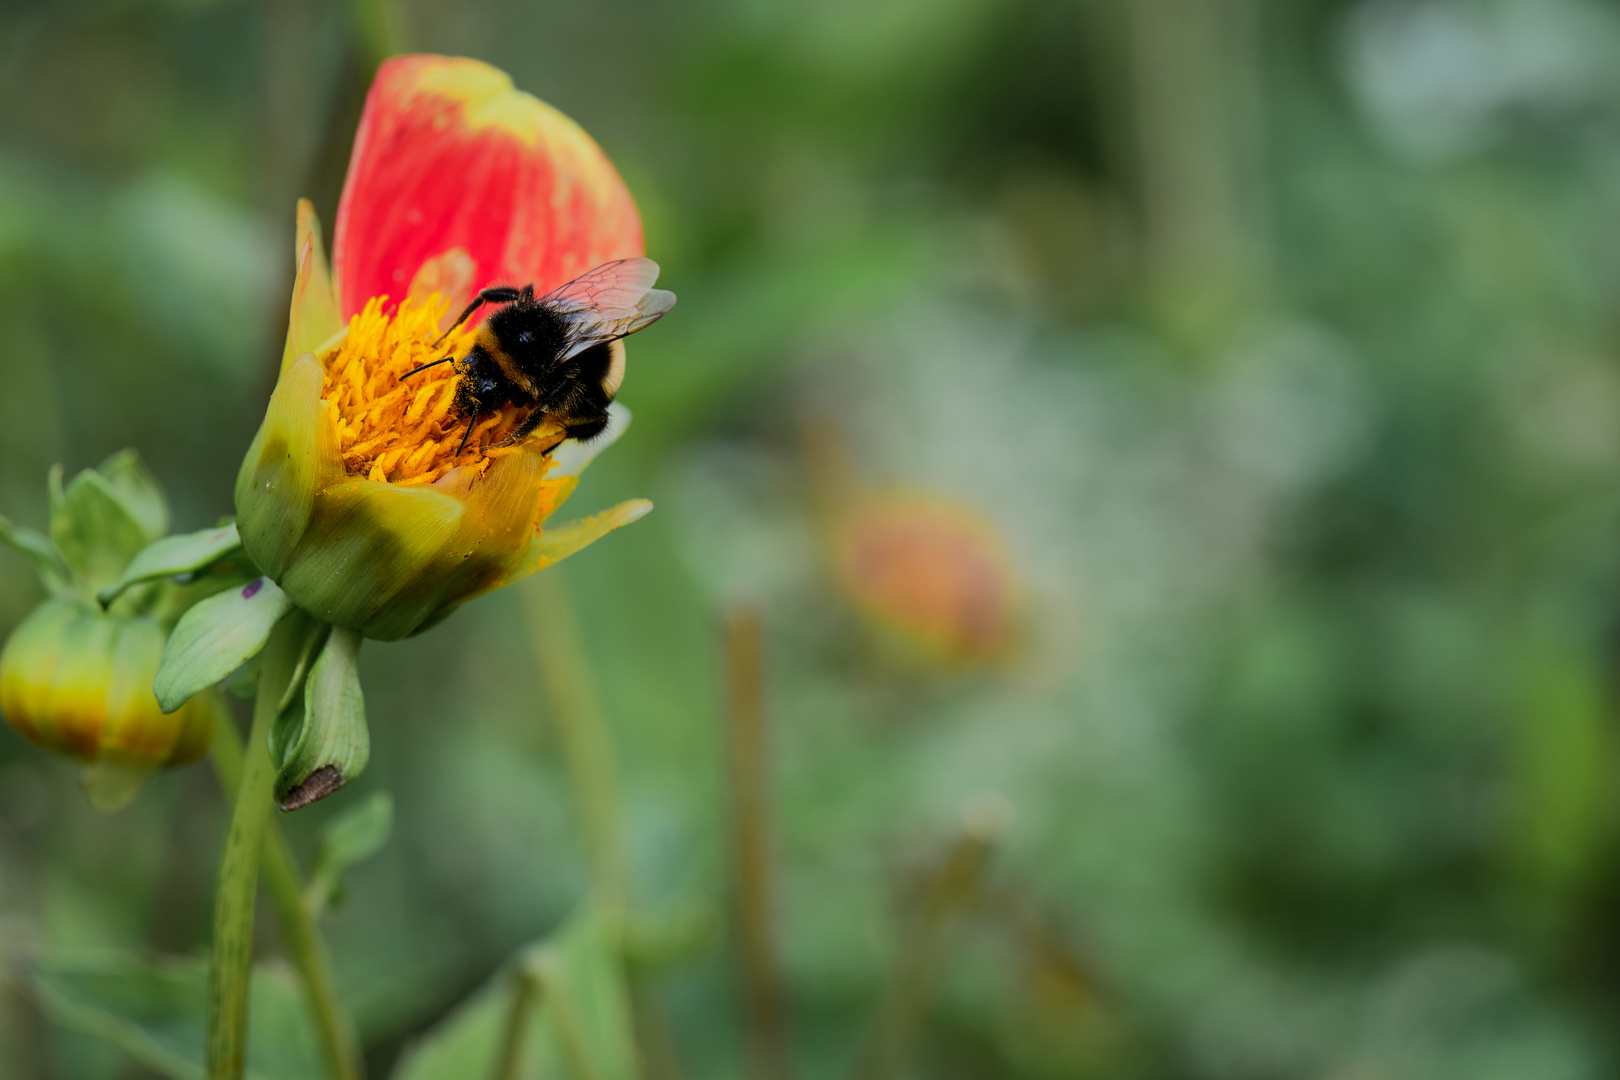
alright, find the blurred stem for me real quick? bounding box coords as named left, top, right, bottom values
left=1223, top=0, right=1271, bottom=282
left=630, top=982, right=691, bottom=1080
left=853, top=802, right=1007, bottom=1080
left=723, top=608, right=791, bottom=1080
left=208, top=702, right=361, bottom=1080
left=521, top=574, right=629, bottom=911
left=0, top=935, right=45, bottom=1080
left=346, top=0, right=407, bottom=71
left=492, top=965, right=544, bottom=1080
left=206, top=612, right=309, bottom=1080
left=521, top=575, right=693, bottom=1078
left=1123, top=0, right=1257, bottom=289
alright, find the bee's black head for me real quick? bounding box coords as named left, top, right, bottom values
left=453, top=348, right=509, bottom=414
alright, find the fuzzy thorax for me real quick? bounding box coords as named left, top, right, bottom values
left=319, top=294, right=565, bottom=486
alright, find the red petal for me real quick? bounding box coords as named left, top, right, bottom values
left=332, top=55, right=644, bottom=318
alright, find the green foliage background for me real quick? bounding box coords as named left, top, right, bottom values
left=5, top=0, right=1620, bottom=1076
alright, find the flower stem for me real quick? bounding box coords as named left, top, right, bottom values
left=520, top=574, right=629, bottom=910
left=723, top=607, right=791, bottom=1080
left=206, top=611, right=311, bottom=1079
left=207, top=698, right=361, bottom=1080
left=853, top=801, right=1007, bottom=1080
left=262, top=834, right=361, bottom=1079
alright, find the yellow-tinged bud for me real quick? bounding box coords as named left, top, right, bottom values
left=0, top=598, right=213, bottom=775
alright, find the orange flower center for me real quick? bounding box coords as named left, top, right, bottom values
left=319, top=294, right=564, bottom=486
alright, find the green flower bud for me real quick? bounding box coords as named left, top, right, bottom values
left=1, top=598, right=213, bottom=776
left=0, top=451, right=255, bottom=808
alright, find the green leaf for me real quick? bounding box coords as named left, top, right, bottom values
left=26, top=948, right=322, bottom=1080
left=154, top=577, right=294, bottom=712
left=306, top=792, right=394, bottom=913
left=0, top=511, right=71, bottom=594
left=389, top=976, right=509, bottom=1080
left=392, top=904, right=634, bottom=1080
left=97, top=448, right=171, bottom=542
left=97, top=523, right=243, bottom=607
left=49, top=464, right=151, bottom=593
left=273, top=626, right=370, bottom=810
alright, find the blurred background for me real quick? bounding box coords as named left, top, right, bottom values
left=6, top=0, right=1620, bottom=1076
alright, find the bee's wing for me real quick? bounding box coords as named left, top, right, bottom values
left=542, top=258, right=677, bottom=361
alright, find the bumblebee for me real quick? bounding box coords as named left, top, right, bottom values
left=404, top=258, right=676, bottom=453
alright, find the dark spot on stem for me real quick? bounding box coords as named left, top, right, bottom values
left=278, top=765, right=343, bottom=811
left=242, top=578, right=264, bottom=599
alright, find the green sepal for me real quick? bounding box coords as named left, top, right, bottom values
left=98, top=523, right=244, bottom=607
left=273, top=618, right=330, bottom=716
left=97, top=448, right=170, bottom=543
left=305, top=791, right=394, bottom=913
left=0, top=511, right=72, bottom=595
left=272, top=625, right=370, bottom=811
left=80, top=761, right=159, bottom=813
left=49, top=464, right=151, bottom=594
left=154, top=577, right=295, bottom=713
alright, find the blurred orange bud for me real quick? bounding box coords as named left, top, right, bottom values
left=835, top=494, right=1018, bottom=665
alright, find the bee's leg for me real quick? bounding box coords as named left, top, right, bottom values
left=493, top=408, right=550, bottom=448
left=433, top=286, right=526, bottom=347
left=455, top=414, right=479, bottom=456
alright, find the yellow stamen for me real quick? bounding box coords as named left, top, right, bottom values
left=318, top=294, right=564, bottom=485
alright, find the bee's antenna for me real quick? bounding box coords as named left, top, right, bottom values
left=456, top=415, right=478, bottom=457
left=400, top=357, right=456, bottom=381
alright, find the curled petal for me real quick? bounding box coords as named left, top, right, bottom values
left=283, top=201, right=344, bottom=374
left=333, top=54, right=644, bottom=316
left=235, top=354, right=344, bottom=578
left=504, top=498, right=653, bottom=589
